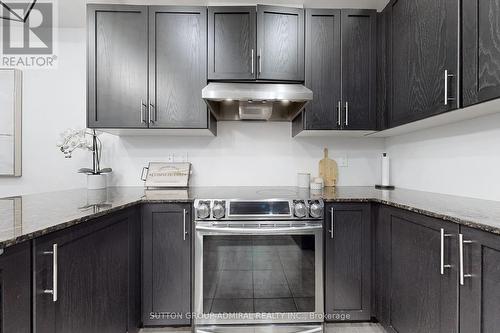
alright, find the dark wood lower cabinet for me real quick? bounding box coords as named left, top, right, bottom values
left=459, top=226, right=500, bottom=333
left=375, top=206, right=459, bottom=333
left=325, top=203, right=371, bottom=321
left=34, top=207, right=140, bottom=333
left=2, top=200, right=499, bottom=333
left=142, top=204, right=191, bottom=327
left=0, top=242, right=31, bottom=333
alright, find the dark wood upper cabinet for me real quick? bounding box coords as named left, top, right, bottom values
left=375, top=206, right=459, bottom=333
left=325, top=203, right=371, bottom=321
left=257, top=5, right=305, bottom=81
left=376, top=6, right=391, bottom=131
left=142, top=204, right=192, bottom=327
left=293, top=9, right=376, bottom=135
left=341, top=9, right=377, bottom=130
left=148, top=6, right=208, bottom=129
left=388, top=0, right=459, bottom=128
left=303, top=9, right=341, bottom=130
left=88, top=5, right=214, bottom=133
left=208, top=6, right=257, bottom=80
left=462, top=0, right=500, bottom=107
left=0, top=242, right=31, bottom=333
left=34, top=208, right=140, bottom=333
left=87, top=5, right=149, bottom=128
left=459, top=226, right=500, bottom=333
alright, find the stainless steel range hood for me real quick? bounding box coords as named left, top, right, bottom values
left=202, top=83, right=313, bottom=121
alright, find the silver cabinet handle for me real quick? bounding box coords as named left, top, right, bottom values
left=149, top=103, right=155, bottom=124
left=258, top=48, right=262, bottom=75
left=43, top=243, right=58, bottom=302
left=444, top=70, right=455, bottom=106
left=251, top=49, right=254, bottom=74
left=329, top=208, right=334, bottom=239
left=440, top=228, right=452, bottom=275
left=345, top=102, right=349, bottom=127
left=140, top=99, right=145, bottom=124
left=459, top=234, right=473, bottom=285
left=183, top=209, right=188, bottom=241
left=337, top=101, right=341, bottom=126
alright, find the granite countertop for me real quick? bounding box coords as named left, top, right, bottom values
left=1, top=186, right=500, bottom=249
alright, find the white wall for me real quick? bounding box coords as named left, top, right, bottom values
left=386, top=112, right=500, bottom=202
left=0, top=28, right=89, bottom=198
left=0, top=0, right=386, bottom=198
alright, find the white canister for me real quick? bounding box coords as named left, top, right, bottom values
left=297, top=173, right=311, bottom=188
left=310, top=177, right=324, bottom=190
left=87, top=173, right=107, bottom=190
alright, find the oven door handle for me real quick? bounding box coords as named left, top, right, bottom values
left=195, top=225, right=322, bottom=234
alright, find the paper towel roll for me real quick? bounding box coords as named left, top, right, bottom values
left=381, top=153, right=390, bottom=186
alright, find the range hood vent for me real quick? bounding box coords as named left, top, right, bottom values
left=202, top=83, right=313, bottom=121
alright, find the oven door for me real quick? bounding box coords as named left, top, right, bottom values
left=194, top=221, right=323, bottom=325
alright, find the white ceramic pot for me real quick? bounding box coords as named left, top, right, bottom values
left=87, top=174, right=107, bottom=190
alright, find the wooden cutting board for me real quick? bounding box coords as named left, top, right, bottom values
left=319, top=148, right=338, bottom=187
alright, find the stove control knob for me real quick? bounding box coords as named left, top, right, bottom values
left=196, top=202, right=211, bottom=219
left=309, top=202, right=324, bottom=218
left=294, top=202, right=308, bottom=218
left=212, top=203, right=225, bottom=219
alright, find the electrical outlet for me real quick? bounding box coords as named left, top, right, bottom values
left=173, top=152, right=188, bottom=163
left=177, top=152, right=188, bottom=163
left=335, top=153, right=349, bottom=167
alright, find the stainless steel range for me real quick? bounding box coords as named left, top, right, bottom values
left=194, top=197, right=324, bottom=328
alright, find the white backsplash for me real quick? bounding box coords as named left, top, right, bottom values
left=102, top=121, right=384, bottom=187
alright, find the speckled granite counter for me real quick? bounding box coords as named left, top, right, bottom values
left=1, top=186, right=500, bottom=249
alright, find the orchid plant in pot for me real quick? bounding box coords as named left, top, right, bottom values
left=57, top=129, right=112, bottom=189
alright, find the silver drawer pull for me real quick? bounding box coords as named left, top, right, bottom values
left=149, top=103, right=155, bottom=124
left=329, top=208, right=334, bottom=239
left=258, top=48, right=262, bottom=75
left=440, top=228, right=452, bottom=275
left=345, top=102, right=349, bottom=127
left=459, top=234, right=473, bottom=285
left=42, top=243, right=58, bottom=302
left=251, top=49, right=254, bottom=74
left=183, top=209, right=188, bottom=241
left=337, top=101, right=341, bottom=126
left=444, top=70, right=455, bottom=106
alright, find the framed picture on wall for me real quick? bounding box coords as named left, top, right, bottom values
left=0, top=68, right=22, bottom=177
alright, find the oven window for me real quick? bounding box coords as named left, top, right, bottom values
left=203, top=235, right=315, bottom=314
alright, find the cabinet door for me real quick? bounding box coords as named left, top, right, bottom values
left=0, top=242, right=31, bottom=333
left=462, top=0, right=500, bottom=107
left=34, top=209, right=139, bottom=333
left=149, top=6, right=207, bottom=129
left=208, top=6, right=257, bottom=80
left=376, top=6, right=391, bottom=131
left=459, top=226, right=500, bottom=333
left=142, top=204, right=191, bottom=326
left=325, top=203, right=371, bottom=321
left=376, top=206, right=459, bottom=333
left=87, top=5, right=149, bottom=128
left=388, top=0, right=458, bottom=127
left=341, top=9, right=377, bottom=130
left=257, top=5, right=304, bottom=81
left=303, top=9, right=341, bottom=130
